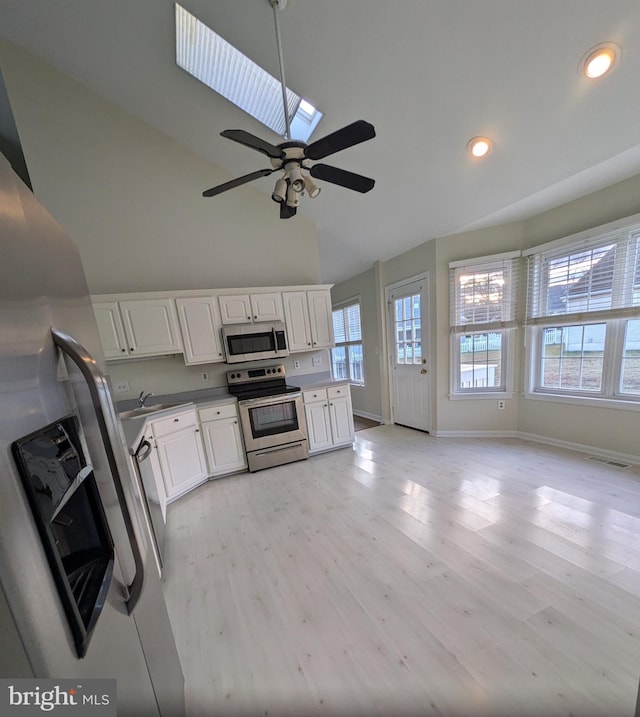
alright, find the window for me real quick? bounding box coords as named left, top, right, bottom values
left=332, top=301, right=364, bottom=385
left=525, top=217, right=640, bottom=402
left=449, top=252, right=520, bottom=396
left=175, top=4, right=323, bottom=141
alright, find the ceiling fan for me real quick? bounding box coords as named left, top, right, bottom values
left=202, top=0, right=376, bottom=219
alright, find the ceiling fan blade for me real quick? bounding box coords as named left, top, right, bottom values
left=202, top=168, right=274, bottom=197
left=220, top=129, right=285, bottom=160
left=304, top=120, right=376, bottom=161
left=280, top=202, right=297, bottom=219
left=309, top=164, right=375, bottom=193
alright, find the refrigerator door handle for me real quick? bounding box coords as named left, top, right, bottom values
left=51, top=328, right=144, bottom=614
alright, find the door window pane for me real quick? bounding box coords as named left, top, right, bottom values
left=395, top=294, right=421, bottom=365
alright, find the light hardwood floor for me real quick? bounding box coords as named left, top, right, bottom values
left=161, top=425, right=640, bottom=717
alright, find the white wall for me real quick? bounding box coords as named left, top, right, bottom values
left=0, top=40, right=320, bottom=294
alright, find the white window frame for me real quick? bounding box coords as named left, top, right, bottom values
left=524, top=213, right=640, bottom=407
left=449, top=251, right=520, bottom=399
left=331, top=298, right=365, bottom=387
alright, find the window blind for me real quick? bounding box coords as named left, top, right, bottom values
left=525, top=228, right=640, bottom=326
left=333, top=302, right=362, bottom=344
left=449, top=254, right=520, bottom=333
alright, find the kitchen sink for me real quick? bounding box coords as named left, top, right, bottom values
left=118, top=403, right=186, bottom=420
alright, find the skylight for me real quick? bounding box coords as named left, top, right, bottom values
left=175, top=3, right=323, bottom=142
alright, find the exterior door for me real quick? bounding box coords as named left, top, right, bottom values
left=387, top=276, right=431, bottom=432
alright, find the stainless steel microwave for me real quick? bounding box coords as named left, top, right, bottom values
left=221, top=321, right=289, bottom=363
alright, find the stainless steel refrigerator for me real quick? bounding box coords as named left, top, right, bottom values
left=0, top=150, right=185, bottom=715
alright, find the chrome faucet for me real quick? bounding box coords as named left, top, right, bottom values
left=138, top=391, right=153, bottom=408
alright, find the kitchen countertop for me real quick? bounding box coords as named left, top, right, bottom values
left=117, top=387, right=236, bottom=450
left=116, top=374, right=351, bottom=449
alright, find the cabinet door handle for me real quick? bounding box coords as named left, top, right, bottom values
left=174, top=418, right=179, bottom=422
left=121, top=348, right=126, bottom=353
left=195, top=428, right=200, bottom=433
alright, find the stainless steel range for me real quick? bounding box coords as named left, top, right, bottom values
left=227, top=365, right=309, bottom=472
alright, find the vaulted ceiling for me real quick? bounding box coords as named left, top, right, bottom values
left=2, top=0, right=640, bottom=283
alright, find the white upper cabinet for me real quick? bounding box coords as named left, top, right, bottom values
left=283, top=288, right=333, bottom=352
left=249, top=292, right=284, bottom=322
left=176, top=296, right=224, bottom=365
left=218, top=292, right=284, bottom=324
left=93, top=301, right=129, bottom=359
left=94, top=298, right=183, bottom=359
left=282, top=291, right=312, bottom=352
left=218, top=294, right=252, bottom=324
left=118, top=299, right=183, bottom=357
left=308, top=290, right=334, bottom=348
left=94, top=285, right=332, bottom=361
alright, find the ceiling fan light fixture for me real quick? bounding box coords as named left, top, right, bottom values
left=271, top=176, right=287, bottom=203
left=286, top=164, right=305, bottom=193
left=285, top=184, right=300, bottom=208
left=581, top=43, right=620, bottom=79
left=304, top=175, right=321, bottom=198
left=467, top=136, right=492, bottom=158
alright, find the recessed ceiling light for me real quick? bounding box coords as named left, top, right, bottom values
left=581, top=43, right=620, bottom=79
left=467, top=136, right=492, bottom=158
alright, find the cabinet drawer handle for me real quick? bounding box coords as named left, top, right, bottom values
left=195, top=429, right=200, bottom=433
left=216, top=410, right=221, bottom=415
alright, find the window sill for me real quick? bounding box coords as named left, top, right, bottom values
left=448, top=391, right=514, bottom=400
left=524, top=391, right=640, bottom=412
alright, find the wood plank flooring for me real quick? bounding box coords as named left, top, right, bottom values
left=161, top=425, right=640, bottom=717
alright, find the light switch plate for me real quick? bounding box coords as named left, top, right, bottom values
left=312, top=356, right=322, bottom=368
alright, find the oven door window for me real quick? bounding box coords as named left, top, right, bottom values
left=227, top=331, right=276, bottom=358
left=249, top=400, right=299, bottom=438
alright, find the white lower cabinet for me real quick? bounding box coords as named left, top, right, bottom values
left=150, top=409, right=208, bottom=501
left=198, top=403, right=246, bottom=476
left=303, top=384, right=354, bottom=454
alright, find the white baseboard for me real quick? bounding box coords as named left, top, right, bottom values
left=433, top=430, right=519, bottom=439
left=516, top=431, right=639, bottom=467
left=430, top=428, right=638, bottom=466
left=353, top=410, right=387, bottom=424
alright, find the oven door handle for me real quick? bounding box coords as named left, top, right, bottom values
left=239, top=392, right=302, bottom=409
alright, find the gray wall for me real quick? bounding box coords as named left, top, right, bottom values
left=333, top=174, right=640, bottom=457
left=0, top=40, right=320, bottom=294
left=0, top=40, right=324, bottom=397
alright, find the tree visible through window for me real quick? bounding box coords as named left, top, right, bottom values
left=332, top=301, right=364, bottom=385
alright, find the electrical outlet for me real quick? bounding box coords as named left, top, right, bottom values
left=312, top=356, right=322, bottom=368
left=202, top=372, right=209, bottom=381
left=114, top=380, right=130, bottom=394
left=293, top=360, right=301, bottom=370
left=497, top=400, right=505, bottom=410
